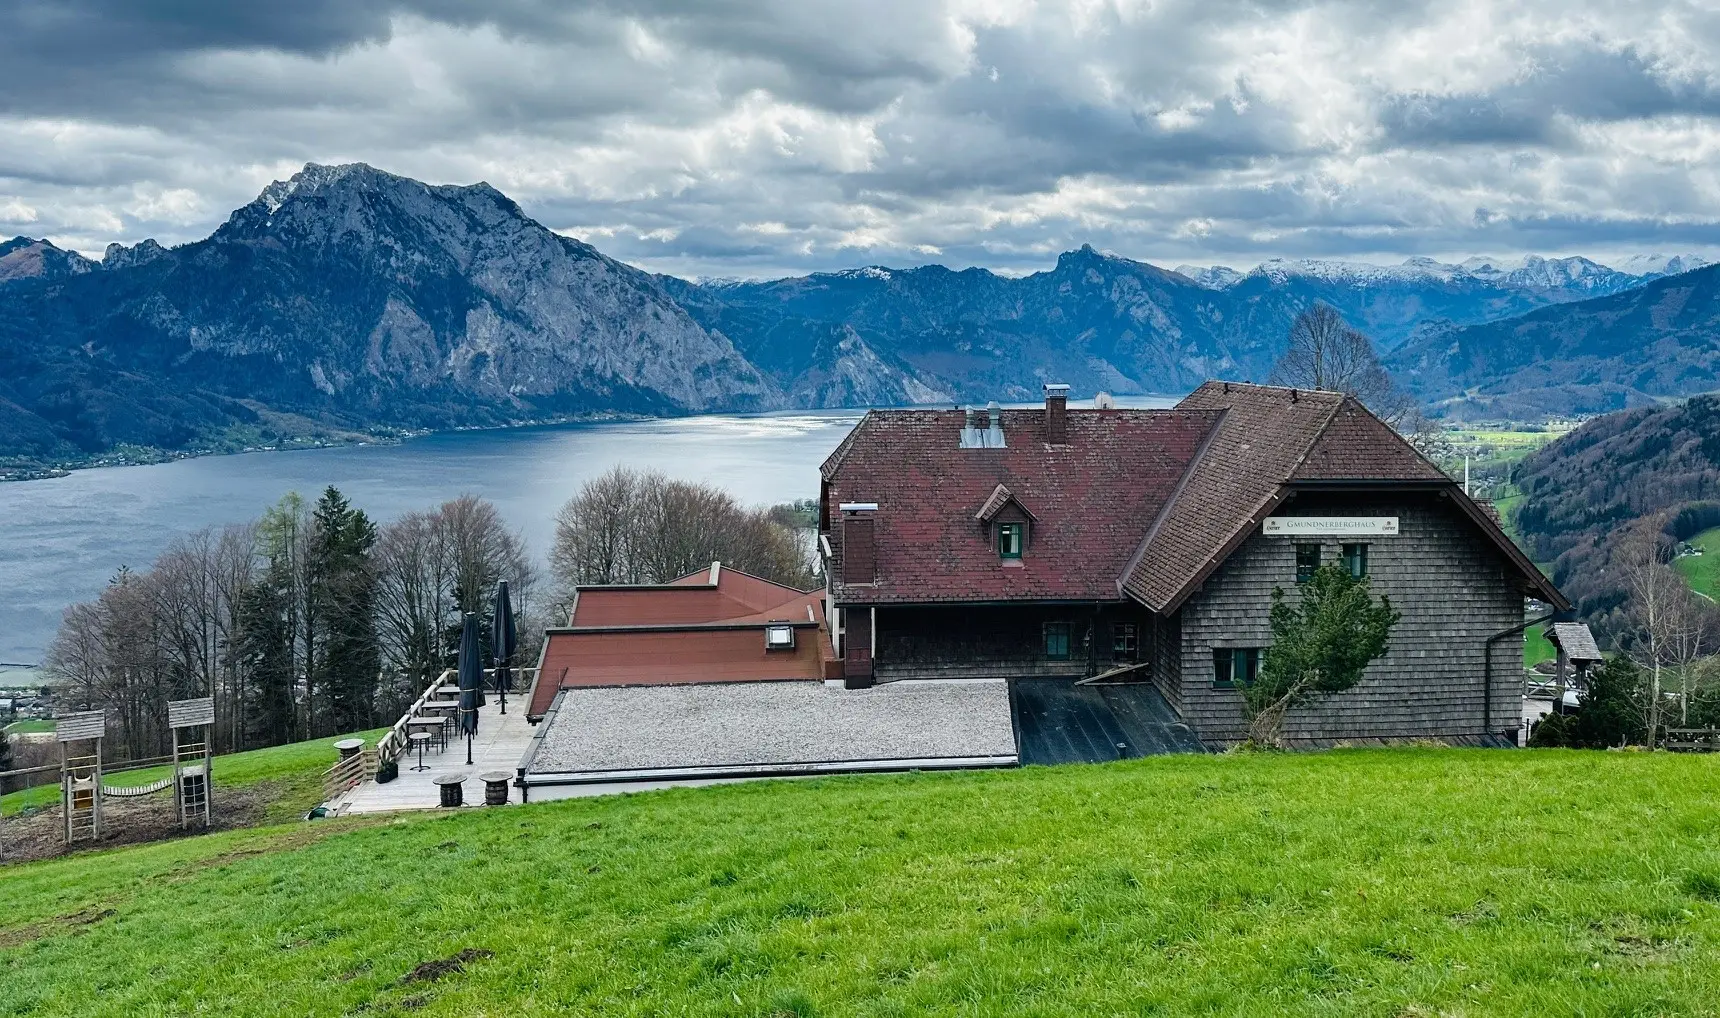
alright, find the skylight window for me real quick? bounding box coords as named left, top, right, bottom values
left=765, top=625, right=796, bottom=650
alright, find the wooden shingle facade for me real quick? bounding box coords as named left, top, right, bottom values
left=819, top=381, right=1569, bottom=747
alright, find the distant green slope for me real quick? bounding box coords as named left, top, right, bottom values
left=1675, top=527, right=1720, bottom=601
left=4, top=750, right=1720, bottom=1016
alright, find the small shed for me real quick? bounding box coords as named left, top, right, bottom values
left=1546, top=622, right=1603, bottom=706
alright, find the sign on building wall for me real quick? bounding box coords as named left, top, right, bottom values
left=1263, top=516, right=1399, bottom=536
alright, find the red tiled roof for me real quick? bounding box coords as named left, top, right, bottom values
left=1293, top=400, right=1449, bottom=482
left=821, top=407, right=1220, bottom=604
left=1122, top=384, right=1345, bottom=610
left=817, top=381, right=1566, bottom=614
left=1123, top=382, right=1565, bottom=611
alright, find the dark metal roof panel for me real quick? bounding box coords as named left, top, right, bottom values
left=1010, top=678, right=1206, bottom=765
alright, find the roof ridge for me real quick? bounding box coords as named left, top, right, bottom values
left=1150, top=393, right=1343, bottom=612
left=1117, top=406, right=1230, bottom=597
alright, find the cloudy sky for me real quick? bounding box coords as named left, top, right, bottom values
left=4, top=0, right=1720, bottom=278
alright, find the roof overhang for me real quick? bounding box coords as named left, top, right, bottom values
left=548, top=619, right=821, bottom=635
left=1125, top=480, right=1570, bottom=614
left=827, top=595, right=1130, bottom=608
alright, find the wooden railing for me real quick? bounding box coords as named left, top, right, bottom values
left=375, top=669, right=458, bottom=767
left=324, top=747, right=377, bottom=803
left=1664, top=728, right=1720, bottom=753
left=373, top=667, right=539, bottom=768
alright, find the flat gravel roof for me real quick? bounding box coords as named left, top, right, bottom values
left=528, top=679, right=1016, bottom=777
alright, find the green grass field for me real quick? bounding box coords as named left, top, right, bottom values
left=1675, top=528, right=1720, bottom=601
left=0, top=728, right=386, bottom=820
left=4, top=749, right=1720, bottom=1016
left=1525, top=627, right=1556, bottom=668
left=1, top=719, right=54, bottom=735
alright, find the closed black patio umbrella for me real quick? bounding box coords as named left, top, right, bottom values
left=457, top=612, right=482, bottom=765
left=491, top=580, right=517, bottom=715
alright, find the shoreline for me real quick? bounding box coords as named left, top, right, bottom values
left=0, top=410, right=675, bottom=483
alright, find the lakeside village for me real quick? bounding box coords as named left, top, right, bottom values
left=9, top=377, right=1705, bottom=857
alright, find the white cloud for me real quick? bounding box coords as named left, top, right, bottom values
left=0, top=0, right=1717, bottom=274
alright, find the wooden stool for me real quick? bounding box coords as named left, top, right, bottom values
left=433, top=774, right=465, bottom=808
left=479, top=771, right=512, bottom=806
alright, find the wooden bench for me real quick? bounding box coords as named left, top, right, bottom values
left=1664, top=728, right=1720, bottom=753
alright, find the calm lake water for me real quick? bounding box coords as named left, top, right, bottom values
left=0, top=398, right=1177, bottom=665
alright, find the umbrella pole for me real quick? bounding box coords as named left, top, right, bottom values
left=499, top=666, right=507, bottom=715
left=466, top=729, right=474, bottom=766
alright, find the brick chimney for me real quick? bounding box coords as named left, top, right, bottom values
left=840, top=503, right=877, bottom=585
left=1044, top=383, right=1070, bottom=444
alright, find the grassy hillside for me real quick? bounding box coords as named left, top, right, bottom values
left=1, top=719, right=53, bottom=735
left=1675, top=527, right=1720, bottom=601
left=4, top=749, right=1720, bottom=1016
left=1, top=728, right=386, bottom=820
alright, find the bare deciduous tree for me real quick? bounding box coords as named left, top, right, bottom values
left=1270, top=303, right=1409, bottom=424
left=551, top=468, right=816, bottom=610
left=373, top=496, right=534, bottom=716
left=1625, top=529, right=1683, bottom=747
left=551, top=466, right=641, bottom=590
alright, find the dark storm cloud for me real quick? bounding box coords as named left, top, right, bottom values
left=2, top=0, right=1719, bottom=276
left=1378, top=45, right=1720, bottom=150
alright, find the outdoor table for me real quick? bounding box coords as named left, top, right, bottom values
left=433, top=774, right=466, bottom=808
left=406, top=716, right=446, bottom=751
left=479, top=771, right=512, bottom=806
left=408, top=731, right=433, bottom=772
left=332, top=737, right=364, bottom=761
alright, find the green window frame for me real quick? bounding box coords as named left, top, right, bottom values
left=1294, top=543, right=1321, bottom=584
left=1342, top=543, right=1369, bottom=579
left=998, top=522, right=1024, bottom=559
left=1044, top=622, right=1071, bottom=660
left=1213, top=647, right=1262, bottom=688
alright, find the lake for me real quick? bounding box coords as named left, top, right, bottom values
left=0, top=398, right=1176, bottom=665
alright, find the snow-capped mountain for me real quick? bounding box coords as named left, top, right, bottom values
left=1174, top=252, right=1709, bottom=295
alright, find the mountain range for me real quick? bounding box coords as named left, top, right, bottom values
left=1389, top=262, right=1720, bottom=418
left=0, top=161, right=1714, bottom=467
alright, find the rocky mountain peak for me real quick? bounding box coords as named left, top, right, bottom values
left=0, top=236, right=97, bottom=285
left=103, top=238, right=168, bottom=270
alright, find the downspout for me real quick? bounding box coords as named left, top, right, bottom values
left=1484, top=610, right=1556, bottom=739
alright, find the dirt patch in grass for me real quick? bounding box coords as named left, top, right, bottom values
left=0, top=781, right=284, bottom=865
left=0, top=906, right=117, bottom=949
left=400, top=948, right=494, bottom=985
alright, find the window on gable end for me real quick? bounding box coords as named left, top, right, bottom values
left=1295, top=543, right=1321, bottom=584
left=1342, top=543, right=1369, bottom=579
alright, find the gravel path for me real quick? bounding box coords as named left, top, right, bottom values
left=530, top=680, right=1016, bottom=774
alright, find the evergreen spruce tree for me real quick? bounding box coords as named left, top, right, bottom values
left=312, top=487, right=380, bottom=735
left=1245, top=563, right=1401, bottom=747
left=237, top=565, right=298, bottom=746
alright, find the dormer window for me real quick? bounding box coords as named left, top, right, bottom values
left=976, top=483, right=1037, bottom=562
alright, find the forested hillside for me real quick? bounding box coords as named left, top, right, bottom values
left=1513, top=395, right=1720, bottom=635
left=1391, top=264, right=1720, bottom=418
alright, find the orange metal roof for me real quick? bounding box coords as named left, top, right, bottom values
left=529, top=563, right=837, bottom=716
